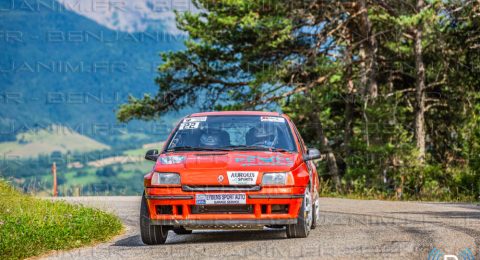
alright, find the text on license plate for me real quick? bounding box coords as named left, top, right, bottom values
left=195, top=193, right=246, bottom=205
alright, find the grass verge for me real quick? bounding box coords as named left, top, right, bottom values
left=0, top=180, right=123, bottom=260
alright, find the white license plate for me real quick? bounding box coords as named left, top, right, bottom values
left=195, top=193, right=246, bottom=205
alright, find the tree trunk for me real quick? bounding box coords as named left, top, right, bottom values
left=358, top=0, right=378, bottom=99
left=414, top=0, right=426, bottom=163
left=312, top=113, right=342, bottom=192
left=357, top=0, right=377, bottom=148
left=343, top=28, right=355, bottom=161
left=344, top=83, right=354, bottom=158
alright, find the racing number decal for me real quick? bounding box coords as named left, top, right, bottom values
left=179, top=122, right=200, bottom=130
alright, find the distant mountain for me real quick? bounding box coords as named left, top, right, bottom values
left=58, top=0, right=194, bottom=34
left=0, top=0, right=187, bottom=144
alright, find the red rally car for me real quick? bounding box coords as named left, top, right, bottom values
left=140, top=111, right=321, bottom=244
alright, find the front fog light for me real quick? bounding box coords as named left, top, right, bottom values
left=262, top=172, right=292, bottom=185
left=151, top=172, right=180, bottom=185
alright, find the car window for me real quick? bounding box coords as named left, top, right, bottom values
left=290, top=121, right=306, bottom=154
left=166, top=115, right=297, bottom=152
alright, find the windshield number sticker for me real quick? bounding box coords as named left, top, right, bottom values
left=183, top=117, right=207, bottom=123
left=179, top=122, right=200, bottom=130
left=260, top=116, right=285, bottom=123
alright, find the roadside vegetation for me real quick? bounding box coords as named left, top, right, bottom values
left=118, top=0, right=480, bottom=202
left=0, top=180, right=123, bottom=260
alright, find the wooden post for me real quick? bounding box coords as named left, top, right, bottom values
left=52, top=162, right=58, bottom=197
left=396, top=174, right=405, bottom=200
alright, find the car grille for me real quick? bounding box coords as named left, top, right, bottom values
left=190, top=205, right=254, bottom=214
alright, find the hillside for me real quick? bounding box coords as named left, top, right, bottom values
left=0, top=125, right=110, bottom=158
left=0, top=0, right=185, bottom=144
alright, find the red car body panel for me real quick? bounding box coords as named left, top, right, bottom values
left=143, top=111, right=319, bottom=226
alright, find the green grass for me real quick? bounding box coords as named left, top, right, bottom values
left=64, top=173, right=100, bottom=186
left=123, top=142, right=164, bottom=157
left=121, top=161, right=154, bottom=171
left=317, top=178, right=478, bottom=202
left=117, top=171, right=138, bottom=180
left=123, top=147, right=148, bottom=156
left=0, top=180, right=123, bottom=260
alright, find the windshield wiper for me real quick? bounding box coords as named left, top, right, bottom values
left=224, top=145, right=290, bottom=152
left=166, top=146, right=232, bottom=152
left=167, top=145, right=291, bottom=152
left=269, top=147, right=290, bottom=152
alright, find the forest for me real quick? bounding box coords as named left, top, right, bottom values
left=118, top=0, right=480, bottom=201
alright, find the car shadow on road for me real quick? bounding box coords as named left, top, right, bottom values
left=113, top=229, right=287, bottom=247
left=113, top=235, right=144, bottom=247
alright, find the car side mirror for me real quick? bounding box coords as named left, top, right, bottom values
left=304, top=148, right=321, bottom=161
left=145, top=149, right=159, bottom=161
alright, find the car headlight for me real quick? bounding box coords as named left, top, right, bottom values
left=151, top=172, right=180, bottom=185
left=262, top=172, right=293, bottom=186
left=159, top=155, right=185, bottom=165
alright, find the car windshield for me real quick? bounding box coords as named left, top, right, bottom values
left=166, top=115, right=297, bottom=152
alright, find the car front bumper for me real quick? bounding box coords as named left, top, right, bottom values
left=145, top=186, right=305, bottom=227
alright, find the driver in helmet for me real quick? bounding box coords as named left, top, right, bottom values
left=246, top=122, right=278, bottom=147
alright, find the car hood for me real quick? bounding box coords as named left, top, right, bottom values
left=153, top=151, right=300, bottom=186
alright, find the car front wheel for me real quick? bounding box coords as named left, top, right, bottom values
left=311, top=187, right=320, bottom=229
left=286, top=186, right=312, bottom=238
left=140, top=193, right=169, bottom=245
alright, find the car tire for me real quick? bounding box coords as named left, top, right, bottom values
left=266, top=225, right=286, bottom=229
left=173, top=226, right=193, bottom=235
left=140, top=192, right=169, bottom=245
left=311, top=191, right=320, bottom=230
left=286, top=186, right=312, bottom=238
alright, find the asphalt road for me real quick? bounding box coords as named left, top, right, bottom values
left=43, top=197, right=480, bottom=260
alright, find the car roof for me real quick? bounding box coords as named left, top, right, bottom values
left=189, top=111, right=283, bottom=117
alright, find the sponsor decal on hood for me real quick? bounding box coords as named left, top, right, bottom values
left=234, top=155, right=294, bottom=167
